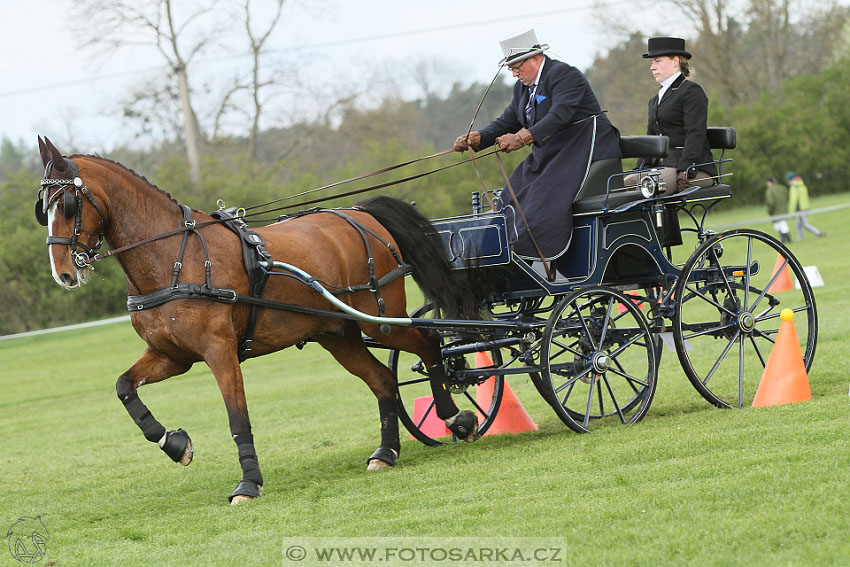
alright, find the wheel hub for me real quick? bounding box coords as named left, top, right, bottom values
left=592, top=353, right=610, bottom=373
left=737, top=312, right=755, bottom=333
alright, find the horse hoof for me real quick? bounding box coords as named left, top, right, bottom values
left=160, top=429, right=194, bottom=465
left=367, top=459, right=392, bottom=471
left=229, top=480, right=262, bottom=505
left=445, top=410, right=480, bottom=443
left=180, top=438, right=194, bottom=466
left=366, top=447, right=398, bottom=470
left=230, top=494, right=255, bottom=506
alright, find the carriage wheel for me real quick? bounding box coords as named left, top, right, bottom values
left=673, top=229, right=817, bottom=408
left=540, top=287, right=658, bottom=433
left=388, top=304, right=505, bottom=446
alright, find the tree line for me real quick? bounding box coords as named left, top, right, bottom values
left=2, top=0, right=850, bottom=334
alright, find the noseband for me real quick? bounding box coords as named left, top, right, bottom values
left=36, top=158, right=107, bottom=268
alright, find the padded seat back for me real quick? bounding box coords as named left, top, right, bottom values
left=620, top=135, right=669, bottom=159
left=706, top=127, right=736, bottom=149
left=572, top=158, right=624, bottom=202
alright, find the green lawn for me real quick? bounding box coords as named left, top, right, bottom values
left=1, top=192, right=848, bottom=566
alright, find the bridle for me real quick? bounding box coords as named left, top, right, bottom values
left=36, top=157, right=107, bottom=268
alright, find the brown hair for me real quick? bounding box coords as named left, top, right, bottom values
left=678, top=56, right=691, bottom=77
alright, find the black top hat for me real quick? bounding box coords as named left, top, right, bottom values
left=642, top=37, right=692, bottom=59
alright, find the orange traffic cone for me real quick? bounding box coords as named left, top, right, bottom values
left=768, top=253, right=793, bottom=293
left=752, top=308, right=811, bottom=407
left=410, top=396, right=450, bottom=440
left=474, top=352, right=538, bottom=435
left=617, top=291, right=645, bottom=314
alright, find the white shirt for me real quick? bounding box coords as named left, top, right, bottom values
left=658, top=71, right=682, bottom=103
left=532, top=57, right=545, bottom=88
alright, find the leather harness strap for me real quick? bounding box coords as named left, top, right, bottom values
left=127, top=206, right=411, bottom=359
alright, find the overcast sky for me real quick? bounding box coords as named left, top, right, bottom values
left=1, top=0, right=663, bottom=152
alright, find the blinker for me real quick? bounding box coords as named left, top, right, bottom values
left=35, top=199, right=48, bottom=226
left=63, top=189, right=78, bottom=219
left=34, top=188, right=78, bottom=225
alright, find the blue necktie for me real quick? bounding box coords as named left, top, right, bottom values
left=525, top=84, right=537, bottom=121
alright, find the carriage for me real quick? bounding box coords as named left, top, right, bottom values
left=35, top=128, right=817, bottom=503
left=378, top=126, right=818, bottom=443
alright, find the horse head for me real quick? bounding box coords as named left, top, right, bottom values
left=37, top=136, right=107, bottom=290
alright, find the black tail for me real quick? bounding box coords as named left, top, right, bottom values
left=357, top=196, right=480, bottom=320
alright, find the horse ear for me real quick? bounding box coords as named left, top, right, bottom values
left=43, top=137, right=67, bottom=172
left=38, top=136, right=50, bottom=167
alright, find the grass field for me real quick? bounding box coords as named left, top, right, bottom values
left=2, top=193, right=849, bottom=566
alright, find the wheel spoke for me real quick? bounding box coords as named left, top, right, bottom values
left=702, top=329, right=740, bottom=386
left=606, top=365, right=650, bottom=388
left=462, top=388, right=491, bottom=420
left=596, top=376, right=606, bottom=416
left=575, top=304, right=597, bottom=350
left=606, top=328, right=649, bottom=359
left=554, top=366, right=593, bottom=394
left=683, top=321, right=735, bottom=341
left=748, top=333, right=767, bottom=368
left=611, top=357, right=643, bottom=392
left=601, top=374, right=627, bottom=424
left=397, top=375, right=430, bottom=388
left=560, top=378, right=577, bottom=409
left=752, top=327, right=777, bottom=344
left=750, top=256, right=790, bottom=312
left=737, top=334, right=744, bottom=408
left=598, top=296, right=614, bottom=346
left=584, top=376, right=596, bottom=428
left=684, top=283, right=737, bottom=317
left=415, top=397, right=437, bottom=429
left=743, top=236, right=753, bottom=309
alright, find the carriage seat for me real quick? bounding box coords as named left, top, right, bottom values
left=571, top=135, right=670, bottom=213
left=573, top=128, right=736, bottom=214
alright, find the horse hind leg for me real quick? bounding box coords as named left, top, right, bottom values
left=371, top=324, right=480, bottom=443
left=315, top=323, right=402, bottom=471
left=116, top=348, right=195, bottom=465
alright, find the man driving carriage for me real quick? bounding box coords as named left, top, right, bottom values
left=453, top=29, right=622, bottom=260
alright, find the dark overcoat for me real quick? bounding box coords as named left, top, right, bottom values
left=478, top=56, right=621, bottom=258
left=642, top=74, right=716, bottom=177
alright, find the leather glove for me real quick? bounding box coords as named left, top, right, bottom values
left=676, top=171, right=689, bottom=191
left=496, top=128, right=533, bottom=152
left=453, top=131, right=481, bottom=151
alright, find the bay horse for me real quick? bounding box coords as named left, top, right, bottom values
left=36, top=136, right=482, bottom=504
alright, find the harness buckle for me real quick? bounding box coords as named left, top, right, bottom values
left=185, top=219, right=196, bottom=229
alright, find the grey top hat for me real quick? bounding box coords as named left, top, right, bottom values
left=498, top=28, right=550, bottom=66
left=642, top=37, right=692, bottom=59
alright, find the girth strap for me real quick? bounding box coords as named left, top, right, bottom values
left=210, top=206, right=273, bottom=361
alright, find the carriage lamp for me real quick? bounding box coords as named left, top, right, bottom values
left=640, top=169, right=664, bottom=199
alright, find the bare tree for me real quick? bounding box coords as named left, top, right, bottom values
left=242, top=0, right=286, bottom=159
left=74, top=0, right=219, bottom=186
left=598, top=0, right=849, bottom=109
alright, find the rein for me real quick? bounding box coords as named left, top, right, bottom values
left=56, top=147, right=501, bottom=265
left=238, top=147, right=500, bottom=221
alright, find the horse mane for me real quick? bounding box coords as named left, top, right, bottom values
left=71, top=154, right=180, bottom=207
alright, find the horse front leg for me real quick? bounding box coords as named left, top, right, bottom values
left=204, top=350, right=263, bottom=505
left=116, top=347, right=195, bottom=465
